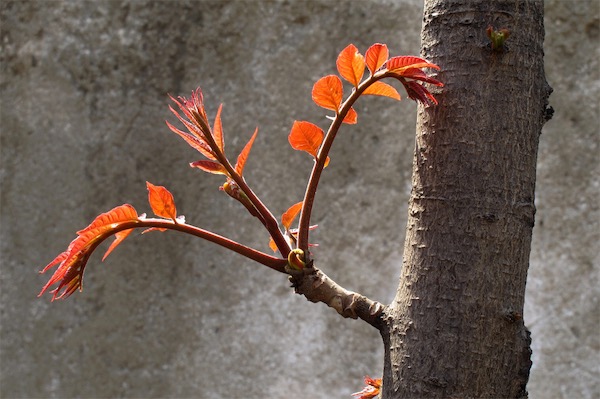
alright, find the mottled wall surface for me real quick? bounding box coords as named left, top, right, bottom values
left=526, top=1, right=599, bottom=397
left=0, top=1, right=597, bottom=398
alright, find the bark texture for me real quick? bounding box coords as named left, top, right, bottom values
left=381, top=0, right=551, bottom=397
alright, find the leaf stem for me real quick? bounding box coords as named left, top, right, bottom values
left=221, top=158, right=292, bottom=257
left=117, top=219, right=288, bottom=272
left=297, top=73, right=387, bottom=254
left=201, top=121, right=292, bottom=258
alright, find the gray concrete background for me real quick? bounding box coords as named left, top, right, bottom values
left=0, top=1, right=597, bottom=398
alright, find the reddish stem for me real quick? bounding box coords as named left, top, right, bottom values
left=117, top=219, right=288, bottom=272
left=220, top=157, right=292, bottom=257
left=297, top=73, right=387, bottom=253
left=201, top=120, right=292, bottom=257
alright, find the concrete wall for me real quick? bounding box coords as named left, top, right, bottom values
left=1, top=1, right=597, bottom=398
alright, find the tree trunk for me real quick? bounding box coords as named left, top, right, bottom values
left=380, top=0, right=552, bottom=397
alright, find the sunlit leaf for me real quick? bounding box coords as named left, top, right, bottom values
left=387, top=56, right=440, bottom=75
left=363, top=81, right=401, bottom=100
left=39, top=204, right=139, bottom=300
left=312, top=75, right=343, bottom=112
left=342, top=107, right=358, bottom=124
left=146, top=181, right=177, bottom=220
left=268, top=237, right=278, bottom=253
left=365, top=43, right=389, bottom=74
left=190, top=160, right=228, bottom=175
left=336, top=44, right=365, bottom=87
left=235, top=127, right=258, bottom=176
left=352, top=376, right=382, bottom=399
left=166, top=119, right=216, bottom=160
left=281, top=201, right=303, bottom=231
left=288, top=121, right=324, bottom=158
left=168, top=89, right=209, bottom=132
left=102, top=229, right=134, bottom=261
left=213, top=103, right=225, bottom=152
left=77, top=204, right=139, bottom=238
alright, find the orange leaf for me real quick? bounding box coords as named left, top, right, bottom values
left=281, top=201, right=303, bottom=230
left=268, top=237, right=278, bottom=253
left=213, top=104, right=225, bottom=152
left=342, top=107, right=358, bottom=124
left=365, top=43, right=389, bottom=74
left=352, top=376, right=382, bottom=399
left=39, top=204, right=139, bottom=300
left=387, top=56, right=440, bottom=74
left=363, top=81, right=401, bottom=100
left=146, top=181, right=177, bottom=220
left=142, top=227, right=167, bottom=233
left=288, top=121, right=325, bottom=158
left=190, top=160, right=228, bottom=175
left=77, top=204, right=139, bottom=237
left=336, top=44, right=365, bottom=87
left=102, top=228, right=134, bottom=261
left=312, top=75, right=343, bottom=112
left=235, top=127, right=258, bottom=176
left=166, top=120, right=216, bottom=160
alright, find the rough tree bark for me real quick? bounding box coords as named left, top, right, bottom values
left=380, top=1, right=552, bottom=397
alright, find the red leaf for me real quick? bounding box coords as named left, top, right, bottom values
left=166, top=119, right=216, bottom=160
left=400, top=68, right=444, bottom=86
left=403, top=80, right=439, bottom=106
left=288, top=121, right=324, bottom=158
left=365, top=43, right=389, bottom=74
left=386, top=56, right=440, bottom=75
left=39, top=204, right=139, bottom=300
left=268, top=237, right=278, bottom=253
left=77, top=204, right=139, bottom=237
left=336, top=44, right=365, bottom=87
left=190, top=160, right=228, bottom=175
left=235, top=127, right=258, bottom=176
left=146, top=181, right=177, bottom=220
left=213, top=103, right=225, bottom=152
left=352, top=376, right=382, bottom=399
left=102, top=229, right=134, bottom=261
left=312, top=75, right=343, bottom=112
left=169, top=89, right=209, bottom=131
left=363, top=81, right=401, bottom=100
left=281, top=201, right=303, bottom=230
left=342, top=107, right=358, bottom=125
